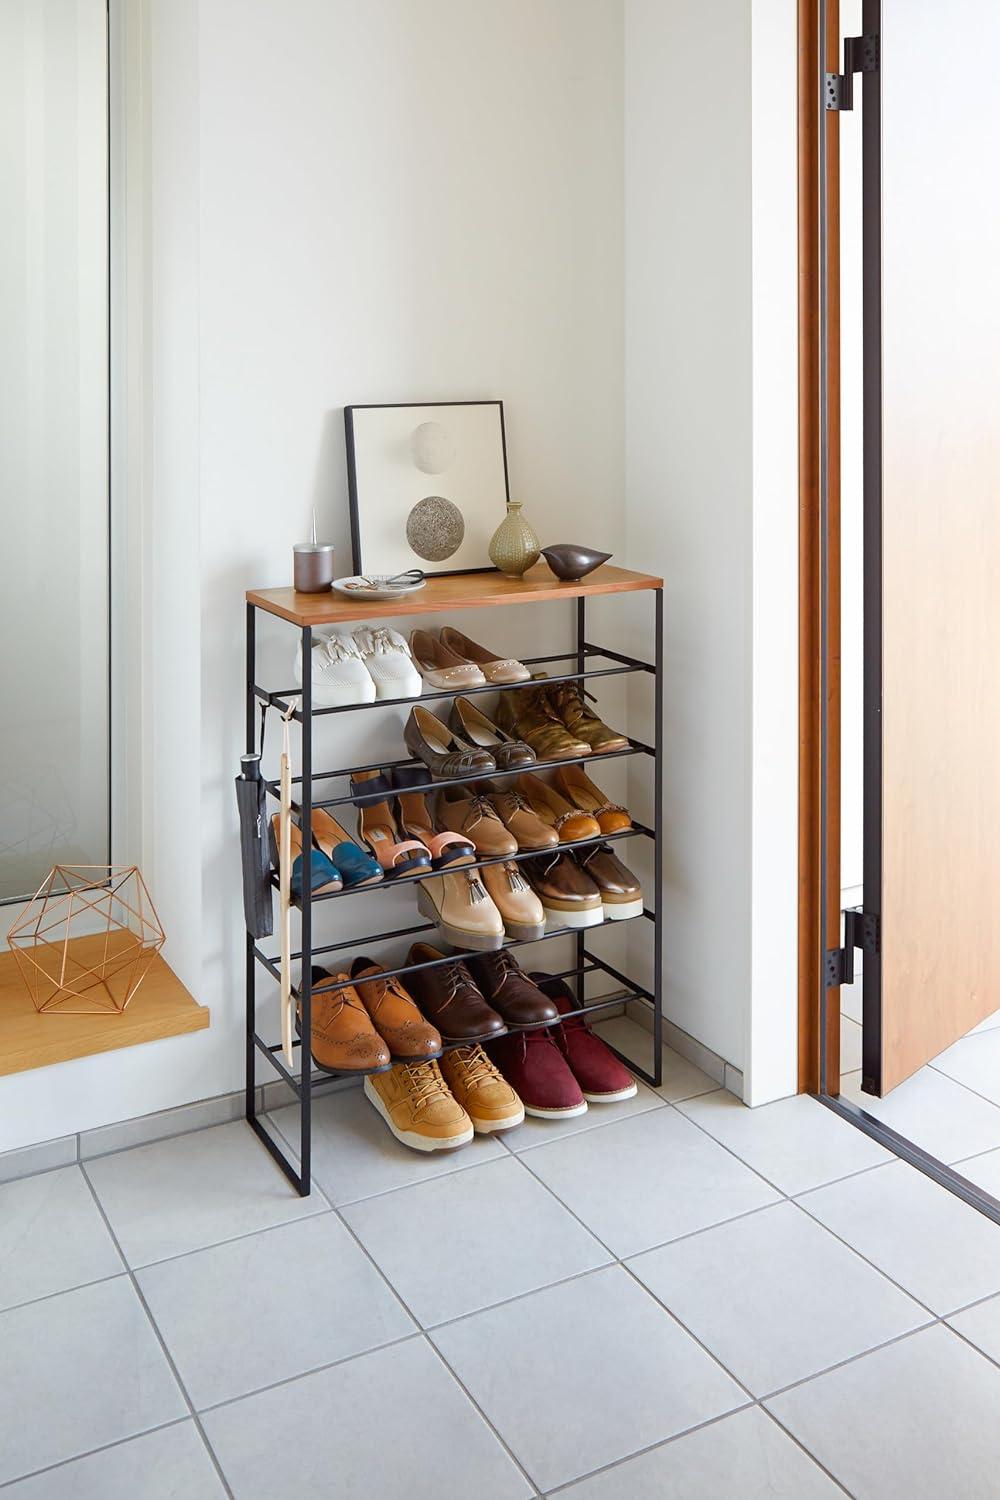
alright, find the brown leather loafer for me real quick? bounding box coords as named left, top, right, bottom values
left=302, top=970, right=392, bottom=1074
left=515, top=773, right=602, bottom=844
left=545, top=681, right=629, bottom=754
left=495, top=685, right=590, bottom=761
left=448, top=696, right=535, bottom=769
left=405, top=944, right=507, bottom=1042
left=574, top=845, right=644, bottom=920
left=404, top=705, right=496, bottom=778
left=435, top=785, right=517, bottom=856
left=349, top=957, right=444, bottom=1059
left=522, top=851, right=604, bottom=929
left=468, top=949, right=559, bottom=1027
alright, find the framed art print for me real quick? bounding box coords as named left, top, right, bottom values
left=344, top=400, right=510, bottom=577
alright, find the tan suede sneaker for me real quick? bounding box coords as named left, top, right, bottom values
left=439, top=1045, right=525, bottom=1134
left=364, top=1060, right=474, bottom=1152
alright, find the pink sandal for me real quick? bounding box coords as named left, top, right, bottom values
left=352, top=771, right=433, bottom=878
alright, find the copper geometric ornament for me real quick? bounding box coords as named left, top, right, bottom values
left=6, top=865, right=166, bottom=1016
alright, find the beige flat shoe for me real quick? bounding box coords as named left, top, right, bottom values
left=439, top=627, right=529, bottom=684
left=409, top=630, right=486, bottom=690
left=416, top=869, right=505, bottom=951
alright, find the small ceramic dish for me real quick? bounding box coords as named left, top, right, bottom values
left=541, top=545, right=612, bottom=581
left=333, top=573, right=427, bottom=600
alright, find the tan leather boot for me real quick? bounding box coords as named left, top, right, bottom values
left=495, top=684, right=590, bottom=761
left=440, top=1045, right=525, bottom=1133
left=364, top=1061, right=473, bottom=1151
left=545, top=681, right=628, bottom=754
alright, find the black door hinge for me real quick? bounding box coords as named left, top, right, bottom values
left=825, top=33, right=879, bottom=111
left=825, top=908, right=880, bottom=988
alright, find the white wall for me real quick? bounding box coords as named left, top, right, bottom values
left=1, top=0, right=802, bottom=1150
left=1, top=0, right=628, bottom=1150
left=624, top=0, right=799, bottom=1101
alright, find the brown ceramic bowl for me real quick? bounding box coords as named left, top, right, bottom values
left=541, top=545, right=612, bottom=582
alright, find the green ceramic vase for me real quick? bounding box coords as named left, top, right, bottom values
left=488, top=501, right=540, bottom=578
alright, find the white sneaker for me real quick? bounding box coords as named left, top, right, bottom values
left=351, top=625, right=423, bottom=701
left=293, top=630, right=376, bottom=707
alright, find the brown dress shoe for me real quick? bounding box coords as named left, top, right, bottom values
left=574, top=845, right=644, bottom=920
left=405, top=944, right=507, bottom=1042
left=349, top=957, right=443, bottom=1059
left=468, top=949, right=560, bottom=1027
left=404, top=705, right=496, bottom=778
left=495, top=685, right=590, bottom=762
left=552, top=765, right=632, bottom=835
left=522, top=851, right=604, bottom=929
left=448, top=697, right=535, bottom=769
left=515, top=773, right=602, bottom=844
left=435, top=785, right=517, bottom=856
left=302, top=970, right=392, bottom=1074
left=488, top=783, right=559, bottom=851
left=545, top=681, right=629, bottom=754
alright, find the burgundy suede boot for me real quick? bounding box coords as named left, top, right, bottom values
left=532, top=973, right=639, bottom=1103
left=485, top=1029, right=587, bottom=1118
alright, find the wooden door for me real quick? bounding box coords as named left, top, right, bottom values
left=864, top=0, right=1000, bottom=1093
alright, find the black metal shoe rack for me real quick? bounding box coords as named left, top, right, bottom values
left=245, top=572, right=664, bottom=1195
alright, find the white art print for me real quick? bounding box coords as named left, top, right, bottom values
left=345, top=401, right=509, bottom=576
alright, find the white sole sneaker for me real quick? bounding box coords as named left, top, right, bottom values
left=363, top=1077, right=474, bottom=1152
left=523, top=1100, right=589, bottom=1119
left=582, top=1083, right=639, bottom=1103
left=603, top=897, right=644, bottom=921
left=469, top=1106, right=526, bottom=1134
left=543, top=904, right=604, bottom=931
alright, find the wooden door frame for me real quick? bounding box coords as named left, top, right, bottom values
left=798, top=0, right=841, bottom=1093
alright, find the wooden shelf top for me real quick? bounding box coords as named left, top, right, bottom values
left=0, top=938, right=209, bottom=1078
left=247, top=562, right=662, bottom=627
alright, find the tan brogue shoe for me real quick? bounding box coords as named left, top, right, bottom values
left=302, top=970, right=392, bottom=1074
left=439, top=1045, right=525, bottom=1133
left=349, top=957, right=443, bottom=1059
left=364, top=1061, right=474, bottom=1152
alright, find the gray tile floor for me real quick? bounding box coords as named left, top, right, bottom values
left=4, top=1022, right=1000, bottom=1497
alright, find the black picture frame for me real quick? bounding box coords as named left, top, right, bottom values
left=344, top=399, right=510, bottom=578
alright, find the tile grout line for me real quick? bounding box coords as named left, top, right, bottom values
left=762, top=1408, right=859, bottom=1498
left=0, top=1266, right=130, bottom=1321
left=77, top=1162, right=237, bottom=1500
left=423, top=1333, right=544, bottom=1498
left=227, top=1125, right=545, bottom=1497
left=790, top=1195, right=951, bottom=1321
left=0, top=1417, right=195, bottom=1495
left=759, top=1321, right=943, bottom=1405
left=540, top=1407, right=756, bottom=1498
left=196, top=1331, right=425, bottom=1417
